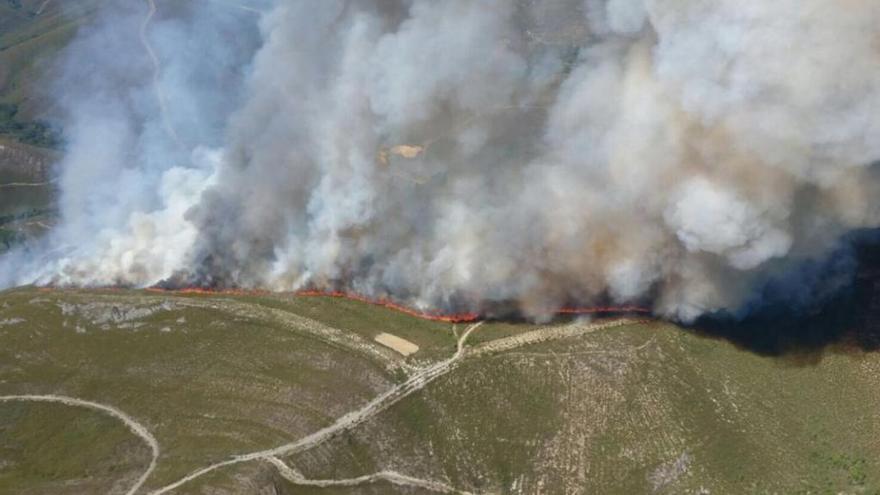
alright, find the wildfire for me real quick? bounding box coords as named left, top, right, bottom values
left=294, top=290, right=480, bottom=323
left=557, top=306, right=652, bottom=315
left=145, top=287, right=263, bottom=297
left=39, top=285, right=650, bottom=322
left=146, top=287, right=651, bottom=322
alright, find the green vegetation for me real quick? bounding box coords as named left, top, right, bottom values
left=1, top=5, right=876, bottom=494
left=0, top=227, right=21, bottom=250
left=0, top=205, right=55, bottom=253
left=0, top=288, right=405, bottom=492
left=0, top=103, right=60, bottom=148
left=1, top=287, right=879, bottom=494
left=250, top=294, right=458, bottom=360
left=0, top=401, right=151, bottom=494
left=0, top=0, right=107, bottom=147
left=0, top=207, right=53, bottom=225
left=288, top=320, right=880, bottom=494
left=0, top=185, right=53, bottom=215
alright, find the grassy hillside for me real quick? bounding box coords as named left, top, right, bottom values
left=0, top=0, right=106, bottom=147
left=0, top=3, right=71, bottom=244
left=291, top=322, right=880, bottom=494
left=0, top=401, right=151, bottom=494
left=0, top=138, right=56, bottom=252
left=0, top=1, right=105, bottom=108
left=0, top=287, right=878, bottom=494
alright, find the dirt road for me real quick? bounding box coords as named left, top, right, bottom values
left=0, top=181, right=53, bottom=188
left=266, top=455, right=472, bottom=494
left=0, top=394, right=159, bottom=495
left=140, top=0, right=181, bottom=146
left=148, top=322, right=484, bottom=494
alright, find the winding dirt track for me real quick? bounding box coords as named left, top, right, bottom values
left=149, top=319, right=642, bottom=494
left=148, top=322, right=484, bottom=495
left=140, top=0, right=181, bottom=147
left=0, top=394, right=159, bottom=495
left=207, top=0, right=262, bottom=13
left=471, top=318, right=646, bottom=356
left=0, top=305, right=642, bottom=494
left=266, top=455, right=473, bottom=494
left=0, top=181, right=54, bottom=188
left=35, top=0, right=52, bottom=15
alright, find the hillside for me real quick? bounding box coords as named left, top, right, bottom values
left=0, top=0, right=105, bottom=115
left=1, top=0, right=111, bottom=151
left=0, top=138, right=56, bottom=252
left=0, top=287, right=878, bottom=494
left=1, top=2, right=880, bottom=494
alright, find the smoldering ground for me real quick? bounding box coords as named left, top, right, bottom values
left=3, top=0, right=880, bottom=324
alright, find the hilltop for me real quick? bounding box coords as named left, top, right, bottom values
left=0, top=287, right=878, bottom=494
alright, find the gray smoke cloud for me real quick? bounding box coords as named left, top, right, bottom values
left=3, top=0, right=880, bottom=322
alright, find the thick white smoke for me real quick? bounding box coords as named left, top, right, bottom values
left=3, top=0, right=880, bottom=321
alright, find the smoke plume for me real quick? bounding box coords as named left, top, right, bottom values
left=3, top=0, right=880, bottom=321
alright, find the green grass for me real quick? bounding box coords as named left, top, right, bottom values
left=0, top=137, right=58, bottom=251
left=3, top=287, right=880, bottom=494
left=469, top=319, right=548, bottom=344
left=0, top=191, right=53, bottom=217
left=288, top=322, right=880, bottom=494
left=243, top=293, right=460, bottom=361
left=0, top=401, right=150, bottom=494
left=0, top=102, right=59, bottom=148
left=0, top=288, right=406, bottom=489
left=0, top=227, right=19, bottom=249
left=0, top=0, right=107, bottom=146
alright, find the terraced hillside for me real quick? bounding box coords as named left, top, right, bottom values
left=1, top=0, right=107, bottom=151
left=0, top=0, right=86, bottom=249
left=0, top=138, right=56, bottom=252
left=0, top=287, right=878, bottom=494
left=0, top=0, right=106, bottom=114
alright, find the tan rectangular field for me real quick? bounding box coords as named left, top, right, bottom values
left=374, top=332, right=420, bottom=356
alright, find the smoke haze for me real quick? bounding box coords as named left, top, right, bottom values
left=3, top=0, right=880, bottom=321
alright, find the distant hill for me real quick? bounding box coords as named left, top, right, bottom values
left=0, top=0, right=105, bottom=146
left=0, top=1, right=91, bottom=246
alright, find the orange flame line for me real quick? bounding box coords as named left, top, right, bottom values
left=294, top=290, right=481, bottom=323
left=38, top=286, right=650, bottom=322
left=143, top=287, right=650, bottom=322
